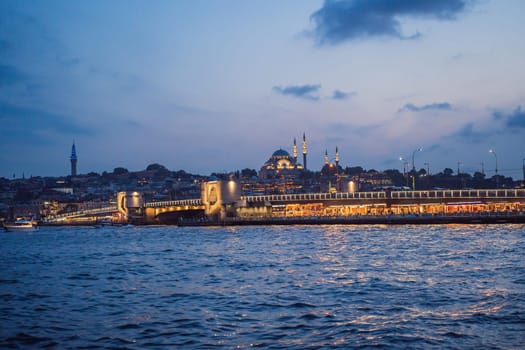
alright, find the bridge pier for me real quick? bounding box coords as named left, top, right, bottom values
left=117, top=191, right=144, bottom=224
left=201, top=180, right=242, bottom=220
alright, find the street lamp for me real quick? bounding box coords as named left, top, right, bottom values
left=457, top=161, right=463, bottom=189
left=412, top=148, right=422, bottom=172
left=399, top=157, right=409, bottom=187
left=399, top=157, right=408, bottom=174
left=489, top=149, right=498, bottom=175
left=489, top=149, right=498, bottom=188
left=522, top=158, right=525, bottom=184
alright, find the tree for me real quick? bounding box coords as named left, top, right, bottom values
left=442, top=168, right=454, bottom=177
left=173, top=170, right=188, bottom=179
left=146, top=163, right=167, bottom=171
left=383, top=169, right=404, bottom=186
left=344, top=166, right=364, bottom=176
left=113, top=167, right=129, bottom=175
left=240, top=168, right=257, bottom=179
left=473, top=171, right=485, bottom=181
left=153, top=167, right=171, bottom=180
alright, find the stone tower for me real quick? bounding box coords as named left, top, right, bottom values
left=70, top=142, right=77, bottom=176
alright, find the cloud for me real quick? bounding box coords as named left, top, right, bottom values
left=452, top=122, right=494, bottom=143
left=448, top=105, right=525, bottom=144
left=0, top=103, right=95, bottom=146
left=503, top=106, right=525, bottom=128
left=331, top=89, right=356, bottom=100
left=310, top=0, right=473, bottom=45
left=492, top=105, right=525, bottom=128
left=273, top=84, right=321, bottom=101
left=399, top=102, right=453, bottom=112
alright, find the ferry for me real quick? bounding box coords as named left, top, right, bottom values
left=3, top=219, right=37, bottom=232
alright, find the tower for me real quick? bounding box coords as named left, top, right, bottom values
left=335, top=146, right=340, bottom=167
left=70, top=142, right=77, bottom=176
left=302, top=133, right=307, bottom=170
left=324, top=149, right=329, bottom=165
left=293, top=137, right=298, bottom=164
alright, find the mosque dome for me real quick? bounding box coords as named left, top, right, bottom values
left=272, top=149, right=290, bottom=157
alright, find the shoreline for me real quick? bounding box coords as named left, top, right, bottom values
left=34, top=213, right=525, bottom=227
left=177, top=213, right=525, bottom=227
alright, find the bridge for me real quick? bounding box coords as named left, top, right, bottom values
left=41, top=197, right=204, bottom=225
left=41, top=206, right=118, bottom=224
left=41, top=182, right=525, bottom=225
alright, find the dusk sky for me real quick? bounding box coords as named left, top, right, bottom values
left=1, top=0, right=524, bottom=179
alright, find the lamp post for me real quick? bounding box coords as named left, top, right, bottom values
left=457, top=161, right=463, bottom=189
left=489, top=149, right=498, bottom=188
left=400, top=157, right=409, bottom=187
left=489, top=149, right=498, bottom=174
left=412, top=148, right=423, bottom=173
left=522, top=158, right=525, bottom=185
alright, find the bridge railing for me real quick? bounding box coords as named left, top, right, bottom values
left=391, top=189, right=525, bottom=200
left=242, top=189, right=525, bottom=204
left=145, top=198, right=203, bottom=208
left=242, top=191, right=387, bottom=203
left=42, top=206, right=117, bottom=222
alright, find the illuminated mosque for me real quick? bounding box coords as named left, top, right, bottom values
left=259, top=134, right=307, bottom=180
left=259, top=134, right=343, bottom=180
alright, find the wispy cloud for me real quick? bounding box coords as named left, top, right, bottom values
left=310, top=0, right=474, bottom=45
left=448, top=105, right=525, bottom=144
left=399, top=102, right=453, bottom=112
left=272, top=84, right=322, bottom=101
left=495, top=105, right=525, bottom=129
left=331, top=89, right=356, bottom=100
left=452, top=122, right=495, bottom=143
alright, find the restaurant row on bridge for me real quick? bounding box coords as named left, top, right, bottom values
left=115, top=180, right=525, bottom=225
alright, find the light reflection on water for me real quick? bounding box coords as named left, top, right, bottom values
left=1, top=224, right=524, bottom=348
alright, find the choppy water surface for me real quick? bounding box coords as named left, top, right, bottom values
left=1, top=224, right=524, bottom=349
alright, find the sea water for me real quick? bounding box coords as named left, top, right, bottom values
left=1, top=224, right=524, bottom=349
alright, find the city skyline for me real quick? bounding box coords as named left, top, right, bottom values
left=1, top=0, right=524, bottom=178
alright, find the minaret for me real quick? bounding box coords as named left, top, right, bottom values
left=293, top=137, right=298, bottom=164
left=335, top=146, right=340, bottom=167
left=70, top=142, right=78, bottom=176
left=302, top=133, right=307, bottom=170
left=324, top=149, right=329, bottom=165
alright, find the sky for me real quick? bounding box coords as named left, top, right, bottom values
left=1, top=0, right=524, bottom=179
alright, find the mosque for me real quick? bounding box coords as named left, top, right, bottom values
left=259, top=134, right=307, bottom=180
left=258, top=134, right=343, bottom=185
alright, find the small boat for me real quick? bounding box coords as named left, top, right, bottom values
left=3, top=219, right=37, bottom=232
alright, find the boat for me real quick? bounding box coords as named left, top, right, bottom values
left=3, top=219, right=37, bottom=232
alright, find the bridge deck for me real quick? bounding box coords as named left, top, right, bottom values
left=242, top=189, right=525, bottom=204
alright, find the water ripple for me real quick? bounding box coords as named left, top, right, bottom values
left=0, top=224, right=524, bottom=348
